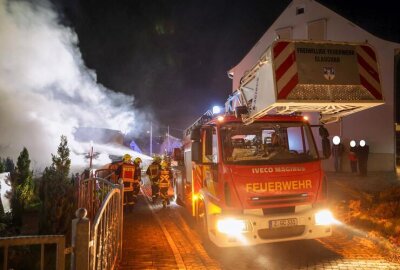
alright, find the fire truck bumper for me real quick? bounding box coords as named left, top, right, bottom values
left=207, top=207, right=334, bottom=247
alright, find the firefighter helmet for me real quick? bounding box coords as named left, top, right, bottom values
left=153, top=155, right=161, bottom=163
left=122, top=154, right=132, bottom=163
left=160, top=160, right=168, bottom=169
left=134, top=157, right=142, bottom=164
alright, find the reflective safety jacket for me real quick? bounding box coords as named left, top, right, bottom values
left=159, top=169, right=172, bottom=188
left=134, top=164, right=141, bottom=182
left=116, top=163, right=136, bottom=189
left=146, top=162, right=161, bottom=182
left=116, top=163, right=135, bottom=180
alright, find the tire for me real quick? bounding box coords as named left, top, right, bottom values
left=197, top=200, right=209, bottom=242
left=174, top=184, right=184, bottom=206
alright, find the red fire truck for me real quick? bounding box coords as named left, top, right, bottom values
left=172, top=40, right=384, bottom=247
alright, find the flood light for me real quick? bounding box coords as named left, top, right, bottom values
left=360, top=140, right=366, bottom=147
left=212, top=105, right=222, bottom=114
left=350, top=140, right=356, bottom=147
left=332, top=136, right=340, bottom=145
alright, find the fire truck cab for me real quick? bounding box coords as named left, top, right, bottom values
left=174, top=113, right=333, bottom=247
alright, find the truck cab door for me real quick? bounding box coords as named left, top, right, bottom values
left=202, top=127, right=219, bottom=195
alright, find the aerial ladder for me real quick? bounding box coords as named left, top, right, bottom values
left=225, top=39, right=384, bottom=124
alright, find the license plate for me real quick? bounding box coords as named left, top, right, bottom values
left=269, top=218, right=298, bottom=228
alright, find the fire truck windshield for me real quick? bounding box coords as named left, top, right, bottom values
left=221, top=122, right=319, bottom=165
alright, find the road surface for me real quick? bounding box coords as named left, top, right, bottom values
left=119, top=180, right=400, bottom=270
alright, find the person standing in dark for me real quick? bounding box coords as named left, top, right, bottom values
left=348, top=140, right=358, bottom=173
left=357, top=140, right=369, bottom=176
left=331, top=136, right=344, bottom=172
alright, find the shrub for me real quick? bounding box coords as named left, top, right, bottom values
left=38, top=135, right=75, bottom=235
left=5, top=148, right=34, bottom=229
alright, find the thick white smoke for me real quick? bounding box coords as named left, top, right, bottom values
left=0, top=0, right=149, bottom=171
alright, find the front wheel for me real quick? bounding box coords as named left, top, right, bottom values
left=196, top=200, right=209, bottom=242
left=174, top=183, right=184, bottom=206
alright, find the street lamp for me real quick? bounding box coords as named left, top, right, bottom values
left=147, top=122, right=153, bottom=156
left=167, top=126, right=170, bottom=155
left=332, top=136, right=343, bottom=172
left=89, top=140, right=94, bottom=169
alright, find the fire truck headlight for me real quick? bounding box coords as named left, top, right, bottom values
left=315, top=209, right=334, bottom=225
left=216, top=218, right=249, bottom=235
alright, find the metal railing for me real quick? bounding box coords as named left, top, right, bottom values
left=0, top=173, right=123, bottom=270
left=78, top=174, right=116, bottom=221
left=94, top=169, right=118, bottom=184
left=0, top=235, right=66, bottom=270
left=73, top=176, right=123, bottom=270
left=91, top=186, right=123, bottom=270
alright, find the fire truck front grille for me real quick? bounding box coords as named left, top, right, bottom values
left=262, top=206, right=295, bottom=215
left=257, top=226, right=305, bottom=240
left=249, top=193, right=309, bottom=205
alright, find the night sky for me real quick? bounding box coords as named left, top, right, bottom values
left=52, top=0, right=400, bottom=137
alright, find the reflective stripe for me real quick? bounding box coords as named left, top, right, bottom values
left=273, top=41, right=298, bottom=99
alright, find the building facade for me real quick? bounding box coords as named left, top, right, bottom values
left=229, top=0, right=400, bottom=172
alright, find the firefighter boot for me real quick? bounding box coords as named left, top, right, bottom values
left=162, top=200, right=167, bottom=208
left=128, top=197, right=135, bottom=212
left=152, top=195, right=158, bottom=203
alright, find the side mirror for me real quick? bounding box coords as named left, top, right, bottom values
left=191, top=141, right=201, bottom=163
left=321, top=137, right=331, bottom=159
left=172, top=148, right=183, bottom=161
left=318, top=126, right=331, bottom=159
left=190, top=128, right=201, bottom=141
left=204, top=128, right=213, bottom=156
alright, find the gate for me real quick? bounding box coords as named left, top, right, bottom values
left=0, top=174, right=123, bottom=270
left=73, top=176, right=123, bottom=270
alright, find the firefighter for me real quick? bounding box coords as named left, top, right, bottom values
left=116, top=154, right=136, bottom=207
left=159, top=160, right=172, bottom=208
left=357, top=140, right=369, bottom=176
left=132, top=157, right=143, bottom=203
left=146, top=155, right=161, bottom=202
left=331, top=136, right=344, bottom=172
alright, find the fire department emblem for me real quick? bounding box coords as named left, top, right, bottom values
left=323, top=67, right=335, bottom=80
